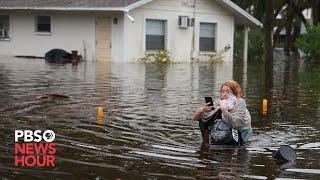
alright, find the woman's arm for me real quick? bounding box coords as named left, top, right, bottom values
left=194, top=103, right=213, bottom=121
left=222, top=99, right=251, bottom=130
left=194, top=107, right=203, bottom=121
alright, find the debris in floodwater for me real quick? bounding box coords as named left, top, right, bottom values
left=273, top=145, right=297, bottom=162
left=36, top=94, right=69, bottom=100
left=298, top=142, right=320, bottom=149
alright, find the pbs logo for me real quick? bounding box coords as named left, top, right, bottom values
left=43, top=130, right=55, bottom=142
left=15, top=130, right=56, bottom=142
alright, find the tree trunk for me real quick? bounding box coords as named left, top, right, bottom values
left=265, top=0, right=274, bottom=106
left=291, top=1, right=307, bottom=25
left=265, top=0, right=274, bottom=70
left=284, top=0, right=293, bottom=56
left=313, top=0, right=320, bottom=25
left=284, top=21, right=292, bottom=55
left=291, top=19, right=301, bottom=56
left=273, top=20, right=286, bottom=46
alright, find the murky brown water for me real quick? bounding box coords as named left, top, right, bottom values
left=0, top=51, right=320, bottom=179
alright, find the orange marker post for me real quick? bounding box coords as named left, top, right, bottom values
left=262, top=99, right=268, bottom=116
left=97, top=107, right=104, bottom=125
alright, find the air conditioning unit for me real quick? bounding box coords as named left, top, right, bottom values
left=188, top=18, right=195, bottom=27
left=178, top=16, right=189, bottom=28
left=0, top=29, right=8, bottom=38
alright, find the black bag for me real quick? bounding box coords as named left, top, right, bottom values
left=199, top=109, right=240, bottom=146
left=209, top=119, right=239, bottom=145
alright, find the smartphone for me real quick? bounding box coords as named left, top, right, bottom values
left=205, top=97, right=213, bottom=106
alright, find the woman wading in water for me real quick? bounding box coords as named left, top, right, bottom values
left=194, top=80, right=252, bottom=146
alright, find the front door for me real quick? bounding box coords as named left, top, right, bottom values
left=95, top=17, right=112, bottom=62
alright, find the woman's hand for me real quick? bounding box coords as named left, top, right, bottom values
left=202, top=103, right=214, bottom=113
left=194, top=103, right=213, bottom=121
left=220, top=106, right=228, bottom=116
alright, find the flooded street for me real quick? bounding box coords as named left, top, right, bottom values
left=1, top=52, right=320, bottom=179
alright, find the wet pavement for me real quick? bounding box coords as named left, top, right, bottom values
left=0, top=51, right=320, bottom=179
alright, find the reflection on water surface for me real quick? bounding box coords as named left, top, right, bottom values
left=0, top=53, right=319, bottom=179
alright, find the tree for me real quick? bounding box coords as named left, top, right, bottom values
left=312, top=0, right=320, bottom=25
left=231, top=0, right=315, bottom=59
left=265, top=0, right=274, bottom=100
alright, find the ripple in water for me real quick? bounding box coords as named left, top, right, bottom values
left=1, top=54, right=320, bottom=179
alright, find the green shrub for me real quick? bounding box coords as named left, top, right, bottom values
left=234, top=29, right=265, bottom=60
left=139, top=50, right=175, bottom=65
left=295, top=24, right=320, bottom=59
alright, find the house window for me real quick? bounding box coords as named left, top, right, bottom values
left=199, top=23, right=216, bottom=52
left=0, top=15, right=10, bottom=39
left=35, top=16, right=51, bottom=32
left=146, top=19, right=166, bottom=51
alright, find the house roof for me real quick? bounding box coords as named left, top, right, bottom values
left=0, top=0, right=145, bottom=11
left=216, top=0, right=263, bottom=28
left=0, top=0, right=262, bottom=28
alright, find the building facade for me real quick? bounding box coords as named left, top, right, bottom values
left=0, top=0, right=262, bottom=62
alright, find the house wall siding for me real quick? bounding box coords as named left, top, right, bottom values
left=0, top=11, right=96, bottom=60
left=126, top=0, right=235, bottom=62
left=112, top=13, right=125, bottom=62
left=0, top=0, right=237, bottom=63
left=0, top=11, right=125, bottom=62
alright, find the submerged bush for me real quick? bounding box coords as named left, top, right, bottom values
left=234, top=29, right=265, bottom=60
left=139, top=50, right=175, bottom=65
left=295, top=24, right=320, bottom=59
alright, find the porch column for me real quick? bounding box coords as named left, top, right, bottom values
left=242, top=26, right=249, bottom=97
left=243, top=26, right=249, bottom=62
left=123, top=12, right=128, bottom=62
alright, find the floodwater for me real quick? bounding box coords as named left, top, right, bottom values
left=0, top=51, right=320, bottom=179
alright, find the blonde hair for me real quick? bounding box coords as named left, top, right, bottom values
left=221, top=80, right=242, bottom=98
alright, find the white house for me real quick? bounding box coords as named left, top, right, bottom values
left=0, top=0, right=262, bottom=62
